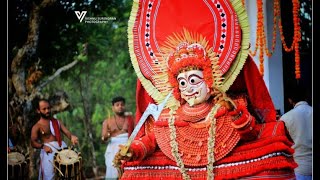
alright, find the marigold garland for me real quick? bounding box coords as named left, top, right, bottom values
left=278, top=0, right=301, bottom=79
left=245, top=0, right=301, bottom=79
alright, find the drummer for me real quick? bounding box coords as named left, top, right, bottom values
left=31, top=98, right=79, bottom=180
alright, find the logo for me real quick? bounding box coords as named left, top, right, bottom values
left=74, top=10, right=116, bottom=23
left=75, top=11, right=87, bottom=22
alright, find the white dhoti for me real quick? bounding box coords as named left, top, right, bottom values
left=105, top=133, right=128, bottom=180
left=39, top=141, right=67, bottom=180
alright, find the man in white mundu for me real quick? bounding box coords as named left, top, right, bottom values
left=101, top=96, right=135, bottom=179
left=31, top=98, right=79, bottom=180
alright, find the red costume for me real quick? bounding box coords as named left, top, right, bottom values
left=119, top=0, right=297, bottom=179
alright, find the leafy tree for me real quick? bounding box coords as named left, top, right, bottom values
left=9, top=0, right=135, bottom=178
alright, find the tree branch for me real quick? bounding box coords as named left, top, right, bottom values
left=35, top=59, right=79, bottom=92
left=11, top=0, right=57, bottom=98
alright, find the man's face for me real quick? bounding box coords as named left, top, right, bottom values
left=112, top=101, right=126, bottom=116
left=37, top=101, right=52, bottom=119
left=177, top=70, right=210, bottom=106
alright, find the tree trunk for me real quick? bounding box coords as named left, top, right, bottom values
left=9, top=0, right=88, bottom=178
left=9, top=1, right=56, bottom=178
left=79, top=75, right=98, bottom=177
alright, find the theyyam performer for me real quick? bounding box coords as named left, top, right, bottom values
left=114, top=0, right=297, bottom=179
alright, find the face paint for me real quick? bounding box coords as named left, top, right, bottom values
left=177, top=70, right=211, bottom=106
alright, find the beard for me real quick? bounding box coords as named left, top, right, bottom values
left=115, top=111, right=125, bottom=116
left=40, top=112, right=51, bottom=119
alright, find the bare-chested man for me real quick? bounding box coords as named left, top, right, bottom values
left=31, top=98, right=79, bottom=180
left=101, top=96, right=134, bottom=179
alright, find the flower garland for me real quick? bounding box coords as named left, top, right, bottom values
left=206, top=104, right=219, bottom=180
left=246, top=0, right=301, bottom=79
left=278, top=0, right=301, bottom=79
left=168, top=111, right=191, bottom=180
left=248, top=0, right=279, bottom=76
left=168, top=104, right=221, bottom=180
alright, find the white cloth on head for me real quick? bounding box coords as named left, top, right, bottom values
left=39, top=141, right=67, bottom=180
left=105, top=133, right=128, bottom=179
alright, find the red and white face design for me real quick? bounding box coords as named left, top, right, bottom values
left=177, top=70, right=211, bottom=106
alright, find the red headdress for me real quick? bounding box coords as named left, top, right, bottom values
left=163, top=29, right=222, bottom=101
left=129, top=0, right=276, bottom=124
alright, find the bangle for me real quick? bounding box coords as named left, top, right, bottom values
left=41, top=144, right=44, bottom=149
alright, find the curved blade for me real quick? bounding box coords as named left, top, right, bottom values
left=119, top=90, right=172, bottom=156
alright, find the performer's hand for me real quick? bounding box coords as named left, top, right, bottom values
left=101, top=132, right=111, bottom=142
left=119, top=144, right=133, bottom=160
left=71, top=135, right=79, bottom=145
left=43, top=145, right=53, bottom=154
left=113, top=145, right=133, bottom=167
left=217, top=96, right=236, bottom=111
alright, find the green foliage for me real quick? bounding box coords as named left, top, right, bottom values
left=41, top=0, right=136, bottom=170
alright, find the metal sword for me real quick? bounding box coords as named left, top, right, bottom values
left=119, top=90, right=173, bottom=156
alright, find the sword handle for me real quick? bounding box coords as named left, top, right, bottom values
left=118, top=91, right=173, bottom=157
left=119, top=144, right=130, bottom=156
left=119, top=105, right=153, bottom=156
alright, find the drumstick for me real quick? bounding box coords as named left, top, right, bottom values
left=49, top=160, right=64, bottom=177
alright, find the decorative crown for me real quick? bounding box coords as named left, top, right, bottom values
left=167, top=42, right=207, bottom=72
left=160, top=29, right=224, bottom=101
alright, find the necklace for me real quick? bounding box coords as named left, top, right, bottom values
left=168, top=104, right=220, bottom=180
left=114, top=115, right=125, bottom=130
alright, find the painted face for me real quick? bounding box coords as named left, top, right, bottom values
left=177, top=70, right=210, bottom=106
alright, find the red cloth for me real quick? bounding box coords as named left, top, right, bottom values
left=122, top=121, right=297, bottom=179
left=51, top=118, right=62, bottom=147
left=127, top=115, right=135, bottom=137
left=134, top=79, right=155, bottom=138
left=229, top=56, right=276, bottom=122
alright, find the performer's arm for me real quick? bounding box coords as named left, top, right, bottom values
left=217, top=95, right=258, bottom=141
left=101, top=119, right=111, bottom=141
left=31, top=124, right=52, bottom=153
left=129, top=132, right=157, bottom=161
left=60, top=120, right=79, bottom=145
left=229, top=104, right=258, bottom=141
left=30, top=124, right=43, bottom=149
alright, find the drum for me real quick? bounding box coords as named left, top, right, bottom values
left=53, top=147, right=82, bottom=180
left=8, top=151, right=29, bottom=179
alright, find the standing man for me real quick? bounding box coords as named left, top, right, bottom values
left=31, top=98, right=79, bottom=180
left=280, top=86, right=312, bottom=180
left=101, top=96, right=134, bottom=179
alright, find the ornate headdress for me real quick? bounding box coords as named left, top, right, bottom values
left=128, top=0, right=250, bottom=109
left=128, top=1, right=277, bottom=178
left=162, top=29, right=223, bottom=101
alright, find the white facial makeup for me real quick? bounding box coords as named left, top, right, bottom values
left=177, top=70, right=211, bottom=106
